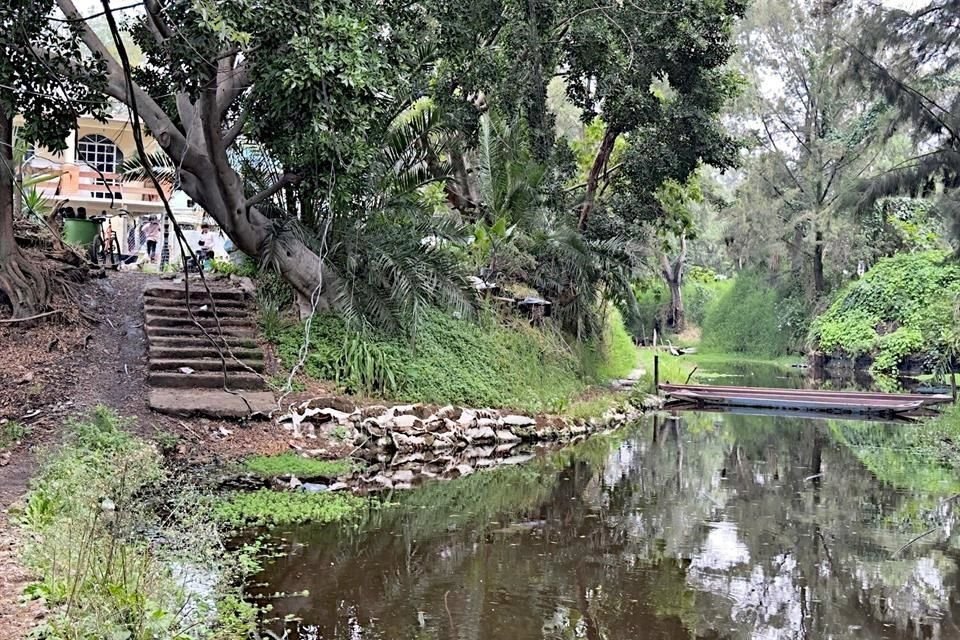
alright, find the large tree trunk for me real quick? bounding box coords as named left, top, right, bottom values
left=812, top=228, right=825, bottom=297
left=578, top=127, right=618, bottom=231
left=61, top=0, right=326, bottom=301
left=445, top=140, right=478, bottom=216
left=0, top=109, right=50, bottom=318
left=659, top=235, right=687, bottom=332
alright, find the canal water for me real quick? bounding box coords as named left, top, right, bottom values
left=251, top=366, right=960, bottom=639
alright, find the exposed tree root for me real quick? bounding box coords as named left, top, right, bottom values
left=0, top=234, right=91, bottom=324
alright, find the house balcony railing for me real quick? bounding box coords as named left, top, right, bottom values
left=28, top=163, right=173, bottom=205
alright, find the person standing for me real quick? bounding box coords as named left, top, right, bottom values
left=197, top=224, right=216, bottom=270
left=145, top=218, right=161, bottom=262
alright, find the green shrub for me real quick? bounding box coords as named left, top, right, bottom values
left=629, top=274, right=731, bottom=337
left=809, top=251, right=960, bottom=372
left=631, top=280, right=666, bottom=338
left=683, top=278, right=732, bottom=327
left=275, top=306, right=636, bottom=411
left=211, top=254, right=258, bottom=277
left=242, top=454, right=356, bottom=478
left=700, top=272, right=799, bottom=356
left=0, top=420, right=29, bottom=449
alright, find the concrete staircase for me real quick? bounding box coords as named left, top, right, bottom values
left=144, top=283, right=276, bottom=418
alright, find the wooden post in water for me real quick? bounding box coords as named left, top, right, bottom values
left=654, top=354, right=660, bottom=395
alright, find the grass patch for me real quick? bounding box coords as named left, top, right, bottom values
left=274, top=306, right=637, bottom=412
left=242, top=454, right=356, bottom=479
left=215, top=490, right=368, bottom=527
left=576, top=307, right=638, bottom=381
left=563, top=391, right=625, bottom=420
left=0, top=420, right=29, bottom=449
left=18, top=407, right=257, bottom=639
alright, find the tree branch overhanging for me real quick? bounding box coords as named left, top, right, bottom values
left=245, top=173, right=302, bottom=210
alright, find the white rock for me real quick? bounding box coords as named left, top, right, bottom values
left=392, top=469, right=415, bottom=483
left=316, top=407, right=354, bottom=424
left=372, top=474, right=394, bottom=488
left=455, top=464, right=474, bottom=477
left=495, top=430, right=521, bottom=443
left=392, top=415, right=422, bottom=429
left=435, top=405, right=457, bottom=419
left=458, top=409, right=476, bottom=427
left=477, top=417, right=498, bottom=429
left=466, top=426, right=497, bottom=442
left=392, top=404, right=417, bottom=416
left=501, top=415, right=535, bottom=427
left=328, top=482, right=349, bottom=492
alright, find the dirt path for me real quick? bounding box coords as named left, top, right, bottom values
left=0, top=272, right=160, bottom=632
left=0, top=271, right=377, bottom=635
left=1, top=273, right=152, bottom=504
left=0, top=272, right=293, bottom=635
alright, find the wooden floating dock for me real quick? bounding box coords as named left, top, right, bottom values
left=659, top=383, right=954, bottom=417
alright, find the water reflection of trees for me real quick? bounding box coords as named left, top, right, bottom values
left=254, top=415, right=960, bottom=640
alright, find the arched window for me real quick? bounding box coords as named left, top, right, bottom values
left=77, top=134, right=123, bottom=172
left=77, top=134, right=124, bottom=199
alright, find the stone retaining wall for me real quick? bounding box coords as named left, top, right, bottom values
left=278, top=395, right=663, bottom=454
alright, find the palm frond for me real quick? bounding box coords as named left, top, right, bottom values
left=119, top=150, right=177, bottom=184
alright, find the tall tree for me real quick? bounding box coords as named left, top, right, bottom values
left=52, top=0, right=431, bottom=302
left=851, top=1, right=960, bottom=251
left=0, top=0, right=107, bottom=318
left=564, top=0, right=746, bottom=231
left=734, top=0, right=893, bottom=297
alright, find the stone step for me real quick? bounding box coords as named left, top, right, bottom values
left=148, top=335, right=258, bottom=348
left=144, top=304, right=251, bottom=319
left=143, top=295, right=249, bottom=311
left=146, top=324, right=257, bottom=338
left=149, top=388, right=276, bottom=419
left=144, top=285, right=246, bottom=303
left=148, top=370, right=266, bottom=390
left=149, top=357, right=266, bottom=373
left=149, top=345, right=263, bottom=360
left=144, top=313, right=254, bottom=329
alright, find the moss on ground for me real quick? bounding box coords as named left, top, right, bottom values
left=242, top=454, right=356, bottom=479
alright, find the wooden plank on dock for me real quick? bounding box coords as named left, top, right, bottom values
left=659, top=383, right=953, bottom=416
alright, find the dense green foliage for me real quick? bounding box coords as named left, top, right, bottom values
left=242, top=454, right=356, bottom=479
left=631, top=271, right=732, bottom=339
left=276, top=307, right=636, bottom=411
left=215, top=490, right=368, bottom=528
left=810, top=252, right=960, bottom=372
left=700, top=272, right=803, bottom=357
left=18, top=408, right=256, bottom=640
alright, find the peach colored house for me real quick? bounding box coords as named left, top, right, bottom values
left=22, top=110, right=220, bottom=264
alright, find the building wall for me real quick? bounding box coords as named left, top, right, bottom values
left=19, top=113, right=220, bottom=265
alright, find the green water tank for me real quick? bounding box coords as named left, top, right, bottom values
left=63, top=218, right=99, bottom=247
